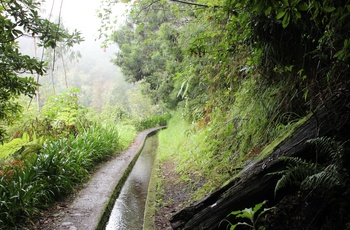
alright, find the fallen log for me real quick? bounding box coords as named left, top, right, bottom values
left=170, top=91, right=350, bottom=230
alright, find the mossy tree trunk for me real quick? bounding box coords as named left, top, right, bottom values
left=170, top=91, right=350, bottom=230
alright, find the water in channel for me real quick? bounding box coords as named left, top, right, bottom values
left=105, top=135, right=158, bottom=230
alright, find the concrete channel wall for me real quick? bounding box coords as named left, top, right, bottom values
left=52, top=126, right=165, bottom=230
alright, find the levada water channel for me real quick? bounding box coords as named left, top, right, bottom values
left=104, top=134, right=159, bottom=229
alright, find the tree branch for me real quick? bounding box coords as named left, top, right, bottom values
left=168, top=0, right=221, bottom=8
left=168, top=0, right=238, bottom=16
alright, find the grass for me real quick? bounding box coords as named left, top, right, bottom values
left=256, top=114, right=311, bottom=162
left=154, top=79, right=303, bottom=202
left=156, top=112, right=233, bottom=201
left=157, top=112, right=189, bottom=161
left=115, top=123, right=137, bottom=149
left=134, top=113, right=172, bottom=131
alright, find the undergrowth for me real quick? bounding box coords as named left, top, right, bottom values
left=156, top=78, right=305, bottom=204
left=206, top=77, right=298, bottom=166
left=134, top=113, right=172, bottom=131
left=157, top=112, right=233, bottom=201
left=0, top=124, right=121, bottom=228
left=115, top=123, right=137, bottom=149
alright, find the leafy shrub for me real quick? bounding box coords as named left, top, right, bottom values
left=0, top=132, right=44, bottom=161
left=0, top=124, right=120, bottom=228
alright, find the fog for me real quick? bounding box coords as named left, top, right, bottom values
left=43, top=0, right=126, bottom=56
left=20, top=0, right=133, bottom=110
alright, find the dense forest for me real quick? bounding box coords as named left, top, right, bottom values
left=1, top=0, right=350, bottom=229
left=103, top=0, right=350, bottom=228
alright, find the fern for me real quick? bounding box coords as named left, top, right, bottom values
left=307, top=136, right=344, bottom=166
left=271, top=137, right=346, bottom=196
left=270, top=156, right=318, bottom=196
left=0, top=138, right=25, bottom=160
left=0, top=132, right=44, bottom=161
left=301, top=164, right=343, bottom=190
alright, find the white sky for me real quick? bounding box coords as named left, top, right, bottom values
left=19, top=0, right=127, bottom=59
left=42, top=0, right=127, bottom=55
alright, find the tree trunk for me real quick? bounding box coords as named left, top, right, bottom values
left=170, top=91, right=350, bottom=230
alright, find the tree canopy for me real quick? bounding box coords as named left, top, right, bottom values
left=106, top=0, right=349, bottom=114
left=101, top=0, right=350, bottom=163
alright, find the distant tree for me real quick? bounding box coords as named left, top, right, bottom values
left=44, top=27, right=83, bottom=92
left=0, top=0, right=83, bottom=142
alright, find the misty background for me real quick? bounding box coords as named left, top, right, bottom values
left=19, top=0, right=149, bottom=115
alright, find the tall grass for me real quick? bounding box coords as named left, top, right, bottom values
left=156, top=78, right=297, bottom=201
left=157, top=112, right=190, bottom=162
left=157, top=112, right=226, bottom=201
left=0, top=124, right=121, bottom=228
left=115, top=124, right=137, bottom=149
left=204, top=77, right=298, bottom=169
left=134, top=113, right=172, bottom=131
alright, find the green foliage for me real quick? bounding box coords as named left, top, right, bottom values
left=104, top=0, right=350, bottom=129
left=157, top=112, right=190, bottom=161
left=241, top=0, right=350, bottom=105
left=156, top=112, right=210, bottom=201
left=202, top=76, right=297, bottom=173
left=102, top=0, right=350, bottom=221
left=41, top=88, right=81, bottom=125
left=221, top=200, right=272, bottom=230
left=113, top=0, right=349, bottom=115
left=271, top=137, right=346, bottom=196
left=0, top=88, right=92, bottom=161
left=156, top=112, right=233, bottom=200
left=109, top=0, right=200, bottom=108
left=135, top=113, right=172, bottom=131
left=0, top=132, right=43, bottom=161
left=270, top=156, right=318, bottom=196
left=85, top=104, right=137, bottom=149
left=115, top=124, right=137, bottom=149
left=0, top=136, right=27, bottom=160
left=25, top=88, right=92, bottom=139
left=0, top=0, right=82, bottom=143
left=0, top=123, right=120, bottom=228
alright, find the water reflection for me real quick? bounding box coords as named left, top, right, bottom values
left=105, top=135, right=158, bottom=230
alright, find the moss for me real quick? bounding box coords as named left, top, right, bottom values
left=143, top=157, right=159, bottom=230
left=255, top=113, right=311, bottom=162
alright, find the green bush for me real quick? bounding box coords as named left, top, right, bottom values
left=0, top=124, right=120, bottom=228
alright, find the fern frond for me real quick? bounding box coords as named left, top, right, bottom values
left=279, top=156, right=312, bottom=166
left=0, top=138, right=26, bottom=160
left=307, top=137, right=344, bottom=163
left=267, top=169, right=288, bottom=176
left=301, top=164, right=343, bottom=190
left=273, top=156, right=317, bottom=196
left=272, top=137, right=346, bottom=196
